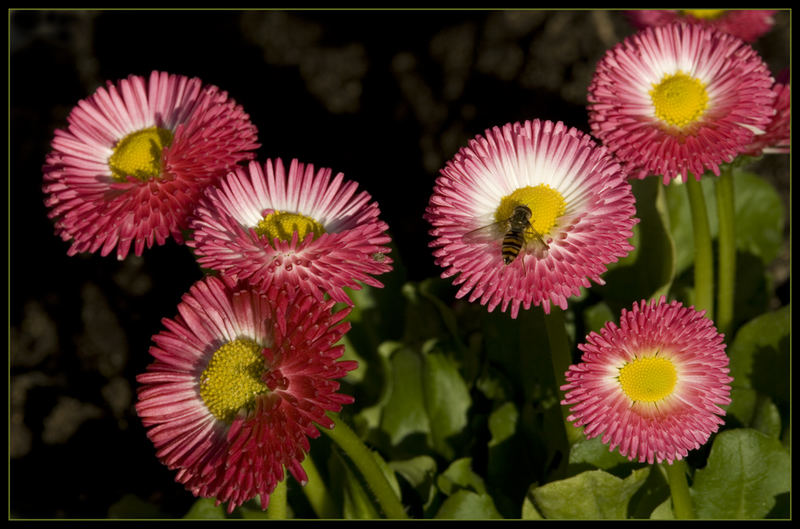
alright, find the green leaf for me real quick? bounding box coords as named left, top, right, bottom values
left=434, top=490, right=503, bottom=519
left=521, top=488, right=545, bottom=519
left=691, top=428, right=791, bottom=519
left=421, top=341, right=472, bottom=459
left=389, top=456, right=438, bottom=511
left=649, top=498, right=675, bottom=520
left=530, top=467, right=650, bottom=519
left=437, top=457, right=486, bottom=496
left=488, top=401, right=518, bottom=447
left=728, top=306, right=790, bottom=413
left=731, top=171, right=785, bottom=264
left=568, top=435, right=632, bottom=470
left=379, top=344, right=430, bottom=445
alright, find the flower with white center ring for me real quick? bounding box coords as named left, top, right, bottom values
left=188, top=158, right=393, bottom=305
left=588, top=23, right=776, bottom=184
left=561, top=296, right=733, bottom=464
left=425, top=119, right=638, bottom=318
left=42, top=70, right=260, bottom=259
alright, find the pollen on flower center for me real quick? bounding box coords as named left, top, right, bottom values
left=198, top=338, right=270, bottom=423
left=618, top=355, right=678, bottom=403
left=108, top=126, right=173, bottom=182
left=649, top=72, right=709, bottom=129
left=496, top=184, right=566, bottom=238
left=255, top=210, right=326, bottom=247
left=681, top=9, right=726, bottom=20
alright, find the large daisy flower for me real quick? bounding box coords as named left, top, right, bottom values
left=136, top=275, right=357, bottom=512
left=626, top=10, right=778, bottom=43
left=43, top=71, right=259, bottom=260
left=561, top=296, right=732, bottom=464
left=588, top=23, right=776, bottom=184
left=425, top=119, right=638, bottom=318
left=188, top=158, right=393, bottom=305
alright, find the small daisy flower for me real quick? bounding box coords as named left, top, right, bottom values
left=136, top=276, right=357, bottom=512
left=425, top=119, right=638, bottom=318
left=561, top=296, right=732, bottom=464
left=742, top=80, right=790, bottom=156
left=43, top=71, right=259, bottom=260
left=588, top=23, right=776, bottom=184
left=188, top=158, right=393, bottom=305
left=626, top=10, right=777, bottom=43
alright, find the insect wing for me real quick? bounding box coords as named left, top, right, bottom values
left=462, top=219, right=508, bottom=245
left=522, top=224, right=549, bottom=258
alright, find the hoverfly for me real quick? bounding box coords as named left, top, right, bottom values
left=462, top=204, right=549, bottom=265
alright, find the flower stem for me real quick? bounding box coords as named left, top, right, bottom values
left=265, top=479, right=288, bottom=519
left=664, top=460, right=696, bottom=519
left=714, top=166, right=735, bottom=338
left=543, top=307, right=582, bottom=447
left=685, top=176, right=714, bottom=318
left=300, top=454, right=338, bottom=519
left=321, top=413, right=408, bottom=519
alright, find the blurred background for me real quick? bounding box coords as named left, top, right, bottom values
left=9, top=10, right=789, bottom=518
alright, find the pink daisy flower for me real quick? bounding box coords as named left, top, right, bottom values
left=136, top=275, right=357, bottom=512
left=588, top=23, right=776, bottom=184
left=425, top=119, right=638, bottom=318
left=188, top=158, right=393, bottom=305
left=43, top=71, right=259, bottom=260
left=742, top=80, right=790, bottom=156
left=626, top=10, right=778, bottom=43
left=561, top=296, right=733, bottom=464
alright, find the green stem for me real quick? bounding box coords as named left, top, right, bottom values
left=321, top=413, right=408, bottom=519
left=664, top=460, right=696, bottom=519
left=265, top=479, right=288, bottom=519
left=715, top=166, right=735, bottom=338
left=300, top=454, right=338, bottom=519
left=685, top=176, right=714, bottom=318
left=543, top=307, right=582, bottom=447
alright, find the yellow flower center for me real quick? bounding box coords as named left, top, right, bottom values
left=255, top=210, right=326, bottom=246
left=618, top=355, right=678, bottom=403
left=681, top=9, right=726, bottom=20
left=649, top=72, right=709, bottom=129
left=495, top=184, right=566, bottom=239
left=198, top=338, right=270, bottom=423
left=108, top=126, right=173, bottom=182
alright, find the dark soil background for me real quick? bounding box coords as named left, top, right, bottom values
left=9, top=10, right=790, bottom=519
